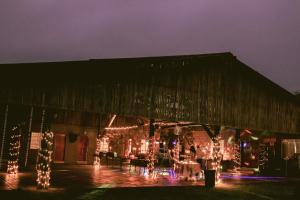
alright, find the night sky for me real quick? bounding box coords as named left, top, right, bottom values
left=0, top=0, right=299, bottom=93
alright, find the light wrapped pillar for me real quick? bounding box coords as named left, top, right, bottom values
left=234, top=143, right=241, bottom=170
left=147, top=119, right=155, bottom=175
left=36, top=130, right=53, bottom=189
left=234, top=130, right=241, bottom=171
left=258, top=144, right=268, bottom=172
left=93, top=135, right=101, bottom=168
left=147, top=137, right=155, bottom=174
left=7, top=125, right=21, bottom=174
left=36, top=109, right=54, bottom=189
left=212, top=136, right=222, bottom=182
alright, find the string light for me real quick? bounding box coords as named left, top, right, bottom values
left=104, top=122, right=198, bottom=132
left=7, top=125, right=21, bottom=174
left=104, top=125, right=139, bottom=131
left=36, top=130, right=53, bottom=189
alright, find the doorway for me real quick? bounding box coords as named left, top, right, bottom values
left=54, top=133, right=66, bottom=162
left=77, top=134, right=89, bottom=162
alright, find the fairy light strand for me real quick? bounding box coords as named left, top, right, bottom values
left=104, top=125, right=138, bottom=131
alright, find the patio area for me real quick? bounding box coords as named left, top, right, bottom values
left=0, top=164, right=204, bottom=191
left=0, top=164, right=299, bottom=199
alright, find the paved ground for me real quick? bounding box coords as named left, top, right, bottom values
left=0, top=164, right=299, bottom=199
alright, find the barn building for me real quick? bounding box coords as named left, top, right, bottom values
left=0, top=52, right=299, bottom=179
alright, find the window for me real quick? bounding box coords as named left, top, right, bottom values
left=100, top=137, right=109, bottom=152
left=140, top=139, right=148, bottom=154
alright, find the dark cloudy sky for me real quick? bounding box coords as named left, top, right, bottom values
left=0, top=0, right=299, bottom=92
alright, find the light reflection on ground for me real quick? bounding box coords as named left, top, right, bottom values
left=221, top=174, right=285, bottom=180
left=0, top=164, right=291, bottom=192
left=20, top=186, right=65, bottom=192
left=4, top=173, right=19, bottom=190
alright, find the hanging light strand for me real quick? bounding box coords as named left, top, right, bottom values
left=105, top=125, right=139, bottom=131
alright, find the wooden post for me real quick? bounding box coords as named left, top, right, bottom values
left=0, top=104, right=9, bottom=170
left=24, top=106, right=34, bottom=168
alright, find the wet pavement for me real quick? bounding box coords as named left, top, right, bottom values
left=0, top=164, right=299, bottom=199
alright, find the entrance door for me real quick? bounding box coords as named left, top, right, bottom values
left=54, top=133, right=66, bottom=162
left=78, top=135, right=89, bottom=162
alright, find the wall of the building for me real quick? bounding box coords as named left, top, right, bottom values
left=51, top=124, right=97, bottom=164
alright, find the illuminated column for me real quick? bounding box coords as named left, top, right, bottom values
left=147, top=119, right=155, bottom=174
left=36, top=130, right=53, bottom=189
left=94, top=114, right=103, bottom=167
left=36, top=109, right=54, bottom=189
left=93, top=135, right=101, bottom=167
left=212, top=135, right=222, bottom=182
left=234, top=129, right=241, bottom=171
left=7, top=125, right=21, bottom=174
left=173, top=126, right=181, bottom=171
left=0, top=104, right=8, bottom=170
left=128, top=139, right=132, bottom=155
left=258, top=144, right=268, bottom=173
